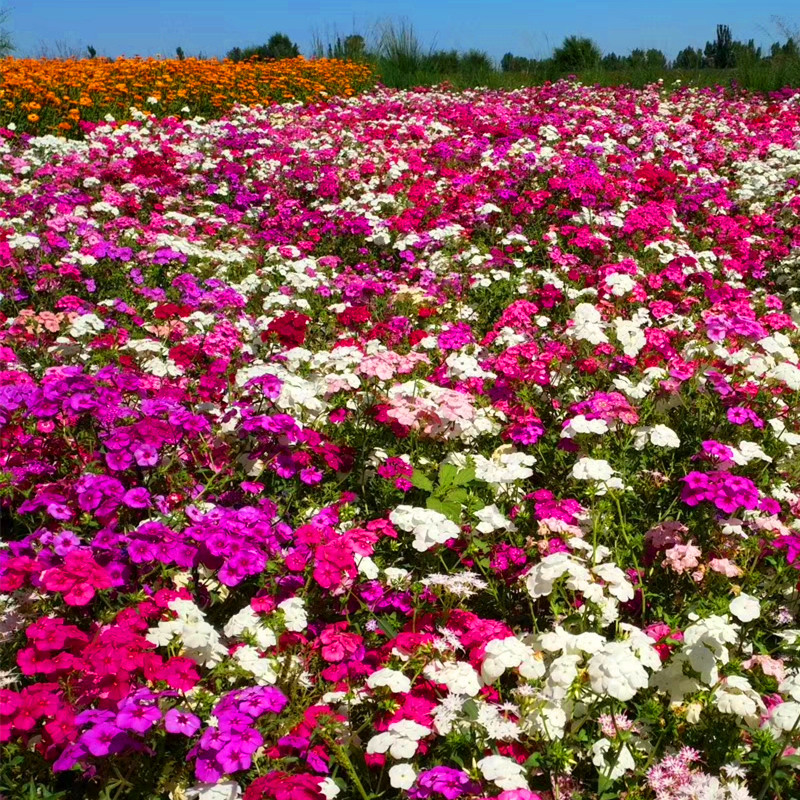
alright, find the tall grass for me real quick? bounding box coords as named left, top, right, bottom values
left=310, top=19, right=800, bottom=93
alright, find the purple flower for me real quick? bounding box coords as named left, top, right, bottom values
left=116, top=703, right=161, bottom=734
left=215, top=739, right=255, bottom=773
left=133, top=444, right=159, bottom=467
left=80, top=722, right=129, bottom=757
left=106, top=449, right=134, bottom=471
left=53, top=531, right=81, bottom=556
left=408, top=766, right=481, bottom=799
left=123, top=487, right=152, bottom=509
left=164, top=708, right=202, bottom=736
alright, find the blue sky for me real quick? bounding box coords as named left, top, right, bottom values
left=3, top=0, right=798, bottom=61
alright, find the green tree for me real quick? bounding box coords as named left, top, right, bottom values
left=176, top=46, right=185, bottom=61
left=226, top=32, right=300, bottom=62
left=601, top=52, right=624, bottom=70
left=553, top=35, right=602, bottom=72
left=87, top=44, right=97, bottom=59
left=674, top=46, right=703, bottom=68
left=645, top=48, right=667, bottom=68
left=263, top=32, right=299, bottom=59
left=704, top=24, right=735, bottom=68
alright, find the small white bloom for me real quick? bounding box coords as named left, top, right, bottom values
left=278, top=596, right=308, bottom=632
left=730, top=593, right=761, bottom=623
left=389, top=763, right=417, bottom=789
left=591, top=739, right=636, bottom=780
left=571, top=457, right=614, bottom=482
left=478, top=754, right=528, bottom=790
left=366, top=668, right=412, bottom=694
left=186, top=781, right=241, bottom=800
left=424, top=661, right=482, bottom=696
left=649, top=424, right=681, bottom=448
left=366, top=719, right=431, bottom=759
left=765, top=701, right=800, bottom=734
left=588, top=642, right=649, bottom=701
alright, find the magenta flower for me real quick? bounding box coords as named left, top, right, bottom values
left=116, top=703, right=161, bottom=734
left=164, top=708, right=202, bottom=736
left=80, top=722, right=129, bottom=757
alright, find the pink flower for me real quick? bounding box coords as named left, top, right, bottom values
left=318, top=623, right=363, bottom=663
left=662, top=541, right=702, bottom=575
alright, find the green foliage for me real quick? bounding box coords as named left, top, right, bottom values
left=411, top=460, right=481, bottom=524
left=226, top=32, right=300, bottom=62
left=553, top=35, right=603, bottom=72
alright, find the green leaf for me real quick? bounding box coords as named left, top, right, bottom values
left=427, top=496, right=461, bottom=523
left=377, top=615, right=398, bottom=638
left=410, top=469, right=433, bottom=492
left=437, top=463, right=458, bottom=489
left=462, top=698, right=479, bottom=720
left=452, top=464, right=476, bottom=485
left=444, top=487, right=468, bottom=505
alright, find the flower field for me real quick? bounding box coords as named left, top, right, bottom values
left=0, top=57, right=376, bottom=136
left=1, top=82, right=800, bottom=800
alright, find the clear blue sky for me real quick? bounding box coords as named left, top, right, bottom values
left=3, top=0, right=798, bottom=62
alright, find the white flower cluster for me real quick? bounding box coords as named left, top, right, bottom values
left=525, top=543, right=635, bottom=624
left=632, top=423, right=681, bottom=449
left=146, top=598, right=227, bottom=667
left=366, top=719, right=431, bottom=759
left=389, top=505, right=461, bottom=551
left=571, top=457, right=626, bottom=495
left=569, top=302, right=608, bottom=344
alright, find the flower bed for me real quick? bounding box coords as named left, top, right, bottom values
left=0, top=57, right=376, bottom=136
left=0, top=83, right=799, bottom=800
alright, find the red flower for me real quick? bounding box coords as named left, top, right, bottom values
left=263, top=311, right=311, bottom=347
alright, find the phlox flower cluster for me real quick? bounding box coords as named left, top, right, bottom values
left=0, top=81, right=799, bottom=800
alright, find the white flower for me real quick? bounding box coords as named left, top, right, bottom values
left=389, top=505, right=460, bottom=551
left=765, top=701, right=800, bottom=735
left=525, top=552, right=591, bottom=599
left=605, top=273, right=636, bottom=296
left=730, top=593, right=761, bottom=622
left=316, top=778, right=339, bottom=799
left=614, top=319, right=647, bottom=357
left=366, top=668, right=412, bottom=694
left=223, top=606, right=276, bottom=650
left=278, top=596, right=308, bottom=632
left=68, top=313, right=105, bottom=338
left=649, top=424, right=681, bottom=448
left=424, top=661, right=482, bottom=696
left=571, top=303, right=608, bottom=344
left=476, top=701, right=521, bottom=741
left=588, top=642, right=649, bottom=701
left=715, top=676, right=765, bottom=724
left=478, top=754, right=528, bottom=790
left=561, top=414, right=609, bottom=438
left=366, top=719, right=431, bottom=759
left=571, top=457, right=614, bottom=482
left=233, top=645, right=277, bottom=684
left=474, top=504, right=515, bottom=533
left=482, top=637, right=545, bottom=683
left=389, top=763, right=417, bottom=790
left=779, top=670, right=800, bottom=702
left=186, top=781, right=241, bottom=800
left=591, top=739, right=636, bottom=780
left=593, top=563, right=635, bottom=602
left=681, top=614, right=740, bottom=685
